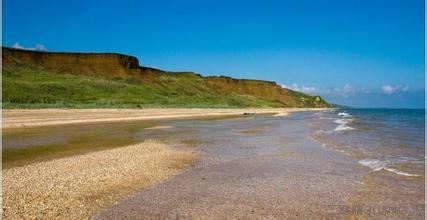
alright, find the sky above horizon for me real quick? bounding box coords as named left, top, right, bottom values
left=3, top=0, right=425, bottom=108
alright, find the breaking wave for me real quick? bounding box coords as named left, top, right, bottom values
left=333, top=117, right=355, bottom=132
left=358, top=159, right=387, bottom=171
left=358, top=159, right=419, bottom=177
left=334, top=124, right=355, bottom=131
left=338, top=112, right=352, bottom=117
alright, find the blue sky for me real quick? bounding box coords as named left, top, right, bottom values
left=3, top=0, right=425, bottom=108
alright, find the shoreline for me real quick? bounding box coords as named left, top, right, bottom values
left=95, top=110, right=363, bottom=218
left=4, top=109, right=353, bottom=219
left=3, top=108, right=328, bottom=129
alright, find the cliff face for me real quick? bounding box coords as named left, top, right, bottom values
left=205, top=76, right=327, bottom=107
left=3, top=48, right=140, bottom=78
left=2, top=47, right=330, bottom=108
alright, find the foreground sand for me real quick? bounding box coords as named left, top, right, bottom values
left=3, top=108, right=326, bottom=129
left=3, top=140, right=196, bottom=219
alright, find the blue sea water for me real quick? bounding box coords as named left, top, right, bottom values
left=311, top=108, right=425, bottom=177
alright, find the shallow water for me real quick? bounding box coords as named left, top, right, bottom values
left=311, top=109, right=424, bottom=177
left=2, top=115, right=243, bottom=167
left=3, top=111, right=424, bottom=218
left=95, top=112, right=366, bottom=218
left=310, top=109, right=425, bottom=217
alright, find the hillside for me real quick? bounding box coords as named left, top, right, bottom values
left=2, top=47, right=330, bottom=108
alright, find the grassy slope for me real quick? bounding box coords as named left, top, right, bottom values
left=3, top=65, right=285, bottom=108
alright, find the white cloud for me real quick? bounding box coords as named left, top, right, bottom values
left=35, top=44, right=47, bottom=51
left=281, top=83, right=362, bottom=98
left=343, top=84, right=355, bottom=94
left=282, top=83, right=408, bottom=99
left=281, top=84, right=318, bottom=95
left=323, top=84, right=358, bottom=98
left=12, top=42, right=24, bottom=49
left=12, top=42, right=47, bottom=51
left=381, top=85, right=394, bottom=94
left=381, top=85, right=409, bottom=94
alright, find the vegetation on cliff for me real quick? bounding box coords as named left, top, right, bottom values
left=2, top=47, right=330, bottom=108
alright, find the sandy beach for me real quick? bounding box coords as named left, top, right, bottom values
left=4, top=108, right=336, bottom=218
left=4, top=109, right=424, bottom=218
left=5, top=108, right=362, bottom=219
left=3, top=108, right=323, bottom=218
left=3, top=140, right=196, bottom=219
left=3, top=108, right=324, bottom=129
left=3, top=0, right=423, bottom=218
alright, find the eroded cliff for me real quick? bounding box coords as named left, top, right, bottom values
left=2, top=47, right=330, bottom=108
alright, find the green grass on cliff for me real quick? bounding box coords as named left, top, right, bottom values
left=3, top=66, right=285, bottom=108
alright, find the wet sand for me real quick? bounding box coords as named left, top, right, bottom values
left=4, top=110, right=372, bottom=219
left=95, top=113, right=365, bottom=218
left=3, top=108, right=323, bottom=129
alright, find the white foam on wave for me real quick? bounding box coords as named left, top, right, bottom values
left=320, top=117, right=337, bottom=120
left=334, top=124, right=355, bottom=131
left=334, top=116, right=354, bottom=132
left=334, top=119, right=353, bottom=124
left=358, top=159, right=420, bottom=177
left=314, top=129, right=334, bottom=134
left=384, top=168, right=420, bottom=177
left=338, top=112, right=352, bottom=117
left=358, top=159, right=387, bottom=171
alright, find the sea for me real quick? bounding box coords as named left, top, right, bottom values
left=310, top=108, right=425, bottom=177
